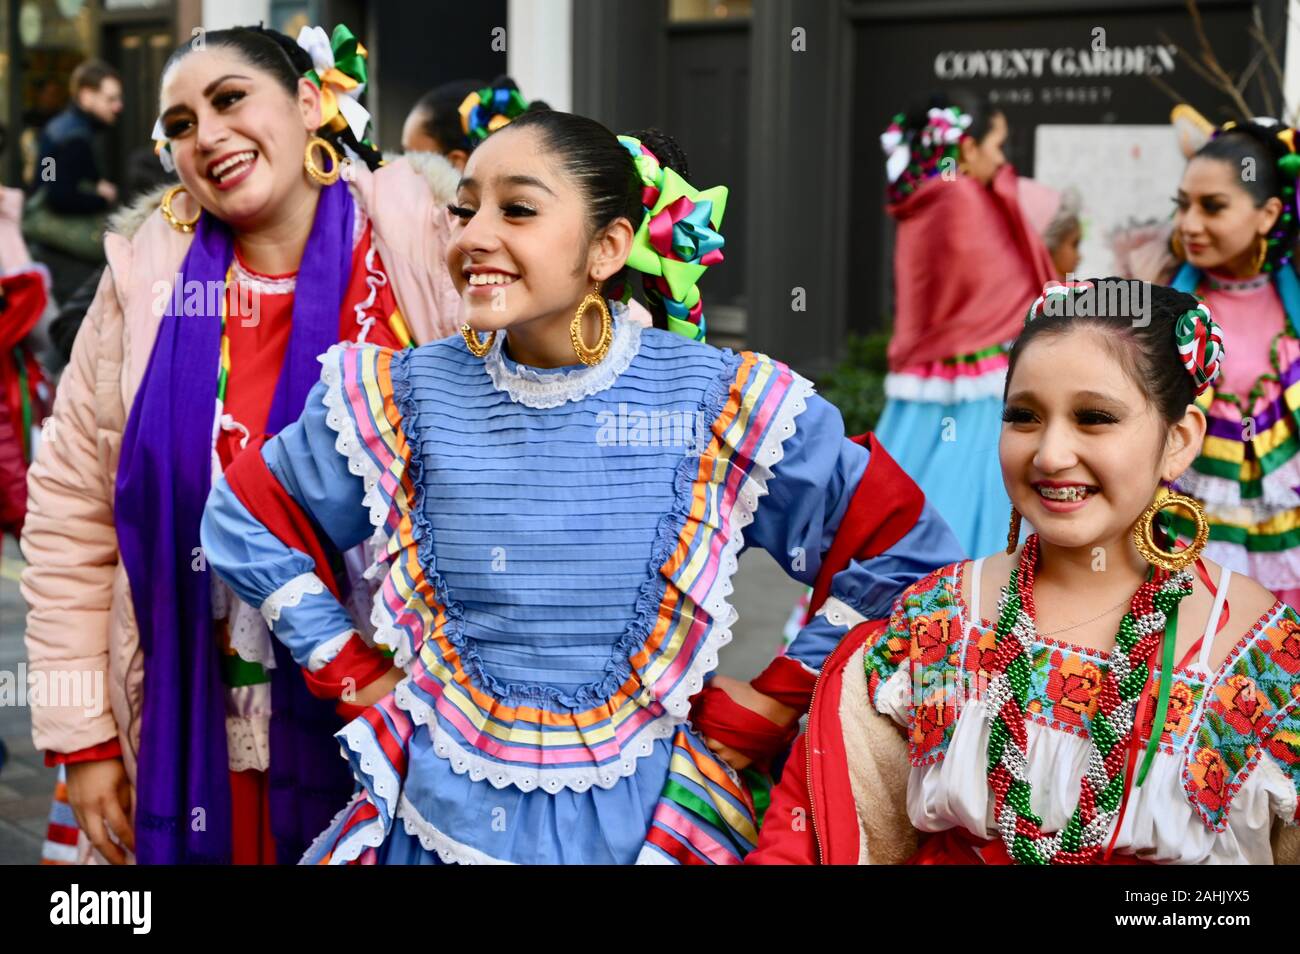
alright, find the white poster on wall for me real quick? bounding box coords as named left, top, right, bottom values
left=1033, top=124, right=1186, bottom=277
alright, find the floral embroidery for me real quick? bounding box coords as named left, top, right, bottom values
left=1264, top=614, right=1300, bottom=676
left=1215, top=674, right=1272, bottom=736
left=912, top=687, right=956, bottom=761
left=862, top=565, right=967, bottom=763
left=870, top=568, right=1300, bottom=832
left=1182, top=603, right=1300, bottom=831
left=864, top=567, right=956, bottom=708
left=1044, top=650, right=1104, bottom=728
left=910, top=613, right=956, bottom=667
left=1188, top=747, right=1231, bottom=816
left=964, top=625, right=997, bottom=679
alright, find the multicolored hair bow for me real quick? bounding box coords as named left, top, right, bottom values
left=459, top=85, right=529, bottom=144
left=296, top=24, right=373, bottom=142
left=1174, top=302, right=1224, bottom=394
left=881, top=105, right=972, bottom=205
left=617, top=135, right=727, bottom=343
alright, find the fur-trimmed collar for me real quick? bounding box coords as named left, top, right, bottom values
left=397, top=150, right=461, bottom=205
left=107, top=183, right=174, bottom=240
left=107, top=152, right=462, bottom=242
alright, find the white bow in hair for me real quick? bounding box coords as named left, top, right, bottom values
left=295, top=25, right=372, bottom=143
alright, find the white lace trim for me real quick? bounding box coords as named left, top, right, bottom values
left=229, top=206, right=368, bottom=296
left=884, top=367, right=1007, bottom=404
left=482, top=304, right=641, bottom=409
left=228, top=595, right=277, bottom=670
left=308, top=630, right=355, bottom=672
left=300, top=791, right=385, bottom=866
left=386, top=367, right=818, bottom=794
left=230, top=257, right=296, bottom=295
left=225, top=715, right=271, bottom=772
left=319, top=345, right=396, bottom=551
left=260, top=572, right=326, bottom=626
left=225, top=684, right=271, bottom=773
left=353, top=244, right=390, bottom=344
left=338, top=702, right=404, bottom=823
left=815, top=595, right=868, bottom=631
left=395, top=795, right=513, bottom=864
left=1177, top=451, right=1300, bottom=517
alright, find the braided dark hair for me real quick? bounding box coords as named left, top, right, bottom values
left=163, top=25, right=383, bottom=171
left=1005, top=279, right=1205, bottom=425
left=1192, top=122, right=1299, bottom=273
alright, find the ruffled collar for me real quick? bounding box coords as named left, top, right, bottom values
left=483, top=301, right=642, bottom=409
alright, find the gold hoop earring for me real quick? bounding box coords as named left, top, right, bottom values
left=461, top=324, right=497, bottom=358
left=304, top=135, right=341, bottom=186
left=1132, top=490, right=1209, bottom=573
left=1006, top=506, right=1022, bottom=554
left=1170, top=230, right=1186, bottom=261
left=160, top=185, right=200, bottom=233
left=1252, top=235, right=1269, bottom=275
left=570, top=284, right=613, bottom=366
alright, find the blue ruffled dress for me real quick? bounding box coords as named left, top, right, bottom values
left=201, top=307, right=961, bottom=863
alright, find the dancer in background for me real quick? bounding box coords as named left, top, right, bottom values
left=1165, top=116, right=1300, bottom=607
left=875, top=92, right=1057, bottom=559
left=202, top=111, right=963, bottom=864
left=22, top=23, right=460, bottom=865
left=402, top=79, right=484, bottom=161
left=751, top=281, right=1300, bottom=865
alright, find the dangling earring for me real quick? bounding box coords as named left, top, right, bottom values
left=304, top=135, right=341, bottom=186
left=570, top=282, right=613, bottom=366
left=160, top=185, right=200, bottom=233
left=1006, top=506, right=1022, bottom=554
left=1170, top=230, right=1186, bottom=261
left=461, top=324, right=497, bottom=358
left=1251, top=235, right=1269, bottom=275
left=1132, top=491, right=1209, bottom=573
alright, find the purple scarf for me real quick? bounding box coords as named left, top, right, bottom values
left=117, top=180, right=356, bottom=863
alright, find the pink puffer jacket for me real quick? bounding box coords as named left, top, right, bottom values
left=20, top=153, right=464, bottom=777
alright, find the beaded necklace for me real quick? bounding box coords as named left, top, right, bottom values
left=985, top=534, right=1193, bottom=864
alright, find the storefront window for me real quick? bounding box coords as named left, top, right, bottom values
left=668, top=0, right=751, bottom=23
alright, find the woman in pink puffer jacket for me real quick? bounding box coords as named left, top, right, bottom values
left=21, top=24, right=464, bottom=865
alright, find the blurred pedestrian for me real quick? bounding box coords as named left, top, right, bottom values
left=23, top=60, right=124, bottom=303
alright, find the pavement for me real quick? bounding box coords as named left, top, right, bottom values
left=0, top=536, right=804, bottom=865
left=0, top=537, right=59, bottom=865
